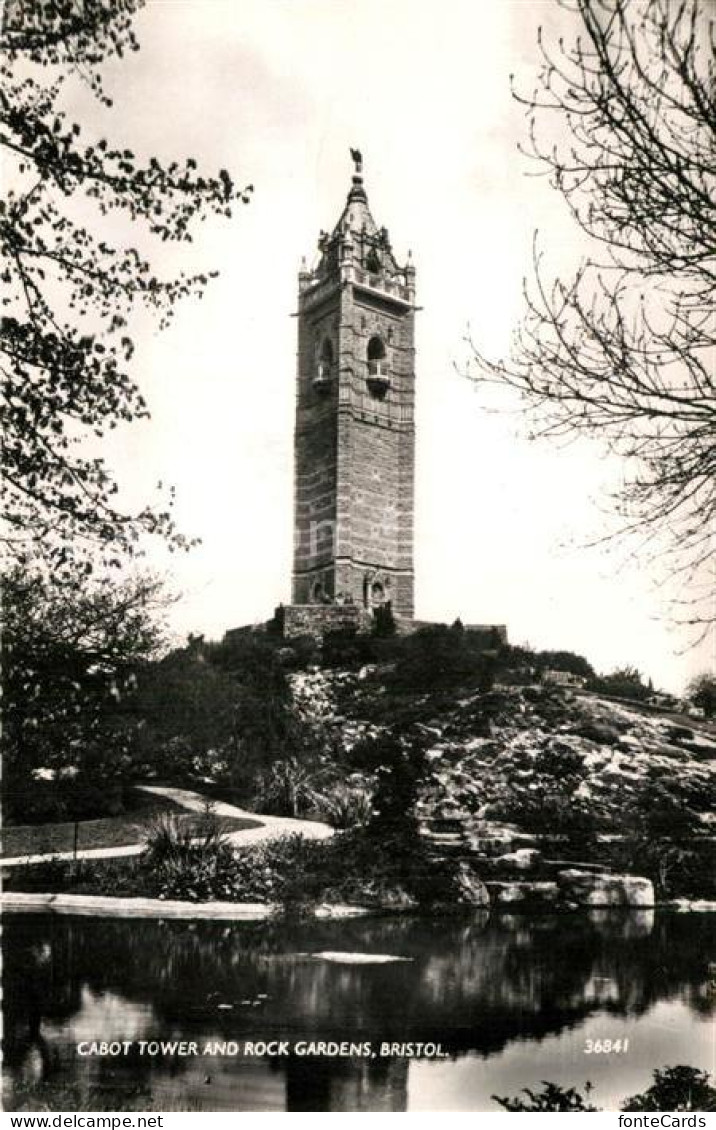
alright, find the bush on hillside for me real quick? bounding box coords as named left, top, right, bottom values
left=606, top=773, right=716, bottom=898
left=7, top=827, right=468, bottom=909
left=387, top=624, right=495, bottom=693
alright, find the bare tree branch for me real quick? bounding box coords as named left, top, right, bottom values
left=467, top=0, right=715, bottom=629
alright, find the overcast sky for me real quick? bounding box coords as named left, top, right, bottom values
left=63, top=0, right=713, bottom=693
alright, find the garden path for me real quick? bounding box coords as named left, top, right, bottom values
left=139, top=785, right=334, bottom=847
left=2, top=785, right=333, bottom=868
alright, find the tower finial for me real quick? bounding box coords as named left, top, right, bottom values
left=347, top=147, right=367, bottom=203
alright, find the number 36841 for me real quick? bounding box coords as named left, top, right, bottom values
left=584, top=1038, right=629, bottom=1054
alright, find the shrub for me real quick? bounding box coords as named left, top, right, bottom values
left=613, top=774, right=716, bottom=898
left=143, top=805, right=225, bottom=862
left=321, top=628, right=381, bottom=669
left=349, top=729, right=433, bottom=841
left=312, top=779, right=374, bottom=829
left=493, top=1081, right=598, bottom=1112
left=386, top=624, right=495, bottom=693
left=590, top=666, right=651, bottom=701
left=268, top=828, right=468, bottom=909
left=251, top=757, right=331, bottom=818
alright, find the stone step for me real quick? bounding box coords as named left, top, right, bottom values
left=421, top=818, right=466, bottom=833
left=420, top=831, right=465, bottom=845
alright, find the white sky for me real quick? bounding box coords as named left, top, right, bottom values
left=62, top=0, right=713, bottom=693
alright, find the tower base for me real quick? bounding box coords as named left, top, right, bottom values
left=224, top=605, right=507, bottom=647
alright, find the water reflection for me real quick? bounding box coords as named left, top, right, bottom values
left=3, top=910, right=714, bottom=1111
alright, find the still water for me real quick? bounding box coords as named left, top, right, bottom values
left=3, top=910, right=714, bottom=1112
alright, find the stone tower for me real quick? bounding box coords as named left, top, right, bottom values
left=291, top=151, right=416, bottom=622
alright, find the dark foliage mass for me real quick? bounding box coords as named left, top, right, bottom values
left=493, top=1080, right=598, bottom=1112
left=2, top=586, right=319, bottom=824
left=468, top=0, right=715, bottom=630
left=688, top=672, right=716, bottom=718
left=494, top=1066, right=716, bottom=1112
left=590, top=665, right=651, bottom=701
left=1, top=0, right=251, bottom=574
left=2, top=566, right=168, bottom=823
left=621, top=1066, right=716, bottom=1112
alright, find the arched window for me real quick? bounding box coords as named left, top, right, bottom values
left=365, top=247, right=381, bottom=274
left=313, top=337, right=334, bottom=393
left=367, top=336, right=386, bottom=366
left=366, top=336, right=390, bottom=399
left=371, top=581, right=386, bottom=606
left=320, top=338, right=334, bottom=369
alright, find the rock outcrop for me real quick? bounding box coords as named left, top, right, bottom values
left=556, top=869, right=655, bottom=907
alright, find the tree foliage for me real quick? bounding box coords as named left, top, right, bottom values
left=467, top=0, right=715, bottom=627
left=494, top=1066, right=716, bottom=1112
left=687, top=671, right=716, bottom=717
left=591, top=664, right=650, bottom=700
left=622, top=1066, right=716, bottom=1112
left=386, top=623, right=496, bottom=692
left=498, top=642, right=595, bottom=679
left=618, top=769, right=715, bottom=898
left=2, top=565, right=170, bottom=821
left=133, top=633, right=325, bottom=801
left=131, top=639, right=244, bottom=781
left=1, top=0, right=252, bottom=573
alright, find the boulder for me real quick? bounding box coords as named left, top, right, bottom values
left=453, top=862, right=491, bottom=907
left=574, top=722, right=623, bottom=745
left=510, top=832, right=540, bottom=849
left=666, top=899, right=716, bottom=913
left=556, top=869, right=655, bottom=907
left=489, top=881, right=560, bottom=906
left=492, top=848, right=542, bottom=873
left=370, top=887, right=419, bottom=911
left=667, top=725, right=695, bottom=743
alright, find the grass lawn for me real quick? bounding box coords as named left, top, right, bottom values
left=2, top=788, right=262, bottom=859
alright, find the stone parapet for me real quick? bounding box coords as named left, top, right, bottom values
left=277, top=603, right=372, bottom=641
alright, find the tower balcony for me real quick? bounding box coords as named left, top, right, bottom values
left=353, top=268, right=412, bottom=305
left=367, top=360, right=391, bottom=398
left=312, top=361, right=333, bottom=394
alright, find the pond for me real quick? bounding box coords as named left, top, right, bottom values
left=3, top=910, right=714, bottom=1112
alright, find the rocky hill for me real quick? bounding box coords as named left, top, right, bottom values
left=289, top=667, right=716, bottom=906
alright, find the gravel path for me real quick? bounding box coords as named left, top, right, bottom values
left=1, top=785, right=333, bottom=868
left=139, top=785, right=334, bottom=847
